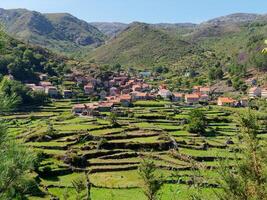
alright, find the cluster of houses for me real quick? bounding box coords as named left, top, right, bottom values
left=26, top=74, right=72, bottom=98
left=25, top=72, right=267, bottom=116
left=248, top=86, right=267, bottom=99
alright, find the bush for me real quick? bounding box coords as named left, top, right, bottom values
left=187, top=109, right=207, bottom=134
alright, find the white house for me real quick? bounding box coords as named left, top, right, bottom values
left=158, top=89, right=172, bottom=100
left=261, top=88, right=267, bottom=99
left=248, top=87, right=261, bottom=98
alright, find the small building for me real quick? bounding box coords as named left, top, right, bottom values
left=84, top=84, right=94, bottom=95
left=200, top=94, right=209, bottom=102
left=32, top=86, right=45, bottom=92
left=63, top=90, right=72, bottom=98
left=248, top=87, right=261, bottom=98
left=72, top=104, right=86, bottom=114
left=120, top=94, right=132, bottom=107
left=261, top=88, right=267, bottom=99
left=40, top=81, right=52, bottom=87
left=26, top=84, right=36, bottom=89
left=132, top=84, right=142, bottom=92
left=192, top=86, right=201, bottom=93
left=110, top=87, right=119, bottom=96
left=39, top=74, right=48, bottom=81
left=99, top=90, right=107, bottom=100
left=172, top=93, right=183, bottom=102
left=132, top=92, right=149, bottom=101
left=158, top=89, right=172, bottom=100
left=217, top=97, right=236, bottom=106
left=98, top=102, right=114, bottom=112
left=185, top=94, right=200, bottom=104
left=240, top=98, right=249, bottom=107
left=200, top=87, right=211, bottom=95
left=45, top=86, right=58, bottom=98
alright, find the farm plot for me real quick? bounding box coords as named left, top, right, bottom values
left=6, top=100, right=264, bottom=200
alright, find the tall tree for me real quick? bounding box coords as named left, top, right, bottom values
left=138, top=157, right=163, bottom=200
left=216, top=111, right=267, bottom=200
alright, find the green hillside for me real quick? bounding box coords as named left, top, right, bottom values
left=88, top=22, right=200, bottom=68
left=0, top=8, right=106, bottom=54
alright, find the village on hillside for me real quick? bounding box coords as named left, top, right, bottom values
left=24, top=71, right=267, bottom=117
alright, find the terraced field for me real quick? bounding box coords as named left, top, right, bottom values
left=4, top=100, right=267, bottom=200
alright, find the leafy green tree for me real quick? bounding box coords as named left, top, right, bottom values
left=216, top=111, right=267, bottom=200
left=0, top=95, right=36, bottom=199
left=71, top=172, right=92, bottom=200
left=251, top=52, right=267, bottom=71
left=187, top=109, right=207, bottom=134
left=109, top=112, right=119, bottom=127
left=208, top=67, right=224, bottom=81
left=138, top=158, right=163, bottom=200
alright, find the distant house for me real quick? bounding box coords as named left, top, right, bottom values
left=45, top=86, right=58, bottom=98
left=132, top=84, right=142, bottom=92
left=39, top=74, right=48, bottom=81
left=139, top=71, right=151, bottom=77
left=32, top=86, right=45, bottom=92
left=199, top=94, right=209, bottom=102
left=64, top=74, right=74, bottom=81
left=158, top=89, right=172, bottom=100
left=159, top=84, right=167, bottom=90
left=40, top=81, right=52, bottom=87
left=172, top=93, right=183, bottom=102
left=84, top=84, right=94, bottom=95
left=110, top=87, right=119, bottom=96
left=75, top=76, right=88, bottom=85
left=200, top=87, right=211, bottom=95
left=72, top=104, right=86, bottom=114
left=120, top=94, right=132, bottom=107
left=26, top=84, right=36, bottom=89
left=132, top=92, right=149, bottom=101
left=185, top=94, right=200, bottom=104
left=261, top=88, right=267, bottom=99
left=248, top=87, right=261, bottom=98
left=63, top=90, right=72, bottom=98
left=240, top=98, right=249, bottom=107
left=217, top=97, right=236, bottom=106
left=192, top=86, right=201, bottom=93
left=142, top=83, right=150, bottom=91
left=98, top=102, right=114, bottom=112
left=99, top=90, right=107, bottom=100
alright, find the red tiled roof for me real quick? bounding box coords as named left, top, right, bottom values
left=218, top=97, right=235, bottom=103
left=185, top=93, right=200, bottom=99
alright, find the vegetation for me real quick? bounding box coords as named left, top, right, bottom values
left=216, top=111, right=267, bottom=200
left=187, top=109, right=207, bottom=134
left=138, top=158, right=163, bottom=200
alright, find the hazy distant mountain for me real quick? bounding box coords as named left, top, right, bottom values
left=0, top=7, right=266, bottom=69
left=202, top=13, right=266, bottom=25
left=0, top=8, right=106, bottom=53
left=87, top=13, right=267, bottom=68
left=89, top=22, right=128, bottom=38
left=152, top=23, right=197, bottom=29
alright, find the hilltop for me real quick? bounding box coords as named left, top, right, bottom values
left=87, top=22, right=201, bottom=68
left=0, top=8, right=106, bottom=53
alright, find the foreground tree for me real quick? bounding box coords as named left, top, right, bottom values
left=71, top=172, right=92, bottom=200
left=138, top=158, right=163, bottom=200
left=0, top=45, right=37, bottom=199
left=216, top=111, right=267, bottom=200
left=0, top=128, right=37, bottom=199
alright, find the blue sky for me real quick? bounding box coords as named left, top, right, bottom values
left=0, top=0, right=266, bottom=23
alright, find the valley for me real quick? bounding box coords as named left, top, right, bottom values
left=0, top=5, right=266, bottom=200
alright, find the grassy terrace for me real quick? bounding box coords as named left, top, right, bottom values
left=5, top=100, right=267, bottom=199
